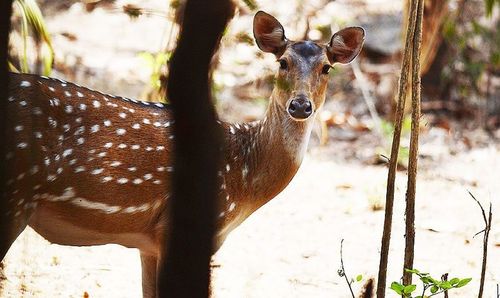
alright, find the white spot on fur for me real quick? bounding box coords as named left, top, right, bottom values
left=91, top=168, right=104, bottom=175
left=117, top=178, right=128, bottom=184
left=32, top=107, right=42, bottom=115
left=102, top=176, right=113, bottom=182
left=110, top=161, right=122, bottom=167
left=63, top=148, right=73, bottom=157
left=20, top=81, right=31, bottom=87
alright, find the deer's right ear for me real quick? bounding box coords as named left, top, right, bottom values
left=253, top=11, right=287, bottom=56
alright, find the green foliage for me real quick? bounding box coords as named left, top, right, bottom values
left=12, top=0, right=54, bottom=75
left=378, top=116, right=412, bottom=168
left=484, top=0, right=500, bottom=17
left=390, top=268, right=472, bottom=297
left=138, top=51, right=170, bottom=91
left=441, top=2, right=499, bottom=100
left=240, top=0, right=258, bottom=11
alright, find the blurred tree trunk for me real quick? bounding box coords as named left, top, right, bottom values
left=400, top=0, right=448, bottom=113
left=404, top=0, right=448, bottom=75
left=0, top=0, right=14, bottom=259
left=158, top=0, right=233, bottom=297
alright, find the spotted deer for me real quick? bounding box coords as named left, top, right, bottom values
left=1, top=11, right=363, bottom=298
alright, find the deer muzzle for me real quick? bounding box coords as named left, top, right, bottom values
left=287, top=95, right=313, bottom=120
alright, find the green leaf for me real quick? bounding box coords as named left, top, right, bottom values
left=404, top=268, right=420, bottom=274
left=403, top=284, right=417, bottom=294
left=420, top=276, right=433, bottom=285
left=456, top=278, right=472, bottom=288
left=430, top=285, right=439, bottom=293
left=449, top=278, right=460, bottom=286
left=356, top=274, right=363, bottom=282
left=440, top=281, right=452, bottom=290
left=390, top=282, right=404, bottom=295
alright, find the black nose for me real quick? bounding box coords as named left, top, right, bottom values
left=288, top=98, right=313, bottom=119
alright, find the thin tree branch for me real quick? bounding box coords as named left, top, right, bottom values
left=351, top=59, right=383, bottom=137
left=376, top=0, right=420, bottom=295
left=402, top=0, right=424, bottom=286
left=468, top=191, right=492, bottom=298
left=339, top=239, right=355, bottom=298
left=441, top=273, right=449, bottom=298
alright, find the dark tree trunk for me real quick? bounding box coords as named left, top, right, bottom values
left=0, top=0, right=14, bottom=259
left=158, top=0, right=234, bottom=297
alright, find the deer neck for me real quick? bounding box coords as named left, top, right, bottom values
left=223, top=97, right=315, bottom=215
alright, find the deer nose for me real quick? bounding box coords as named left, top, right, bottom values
left=288, top=97, right=313, bottom=120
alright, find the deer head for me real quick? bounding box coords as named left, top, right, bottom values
left=253, top=11, right=365, bottom=121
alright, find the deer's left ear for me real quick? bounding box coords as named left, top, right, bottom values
left=327, top=27, right=365, bottom=64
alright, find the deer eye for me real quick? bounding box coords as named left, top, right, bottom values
left=321, top=64, right=332, bottom=75
left=278, top=59, right=288, bottom=70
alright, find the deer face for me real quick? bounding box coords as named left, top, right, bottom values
left=253, top=11, right=365, bottom=121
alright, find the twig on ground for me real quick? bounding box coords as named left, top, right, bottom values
left=468, top=191, right=492, bottom=298
left=339, top=239, right=356, bottom=298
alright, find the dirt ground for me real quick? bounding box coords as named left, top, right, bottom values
left=2, top=0, right=499, bottom=297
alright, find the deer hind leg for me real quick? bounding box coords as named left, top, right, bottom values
left=140, top=251, right=159, bottom=298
